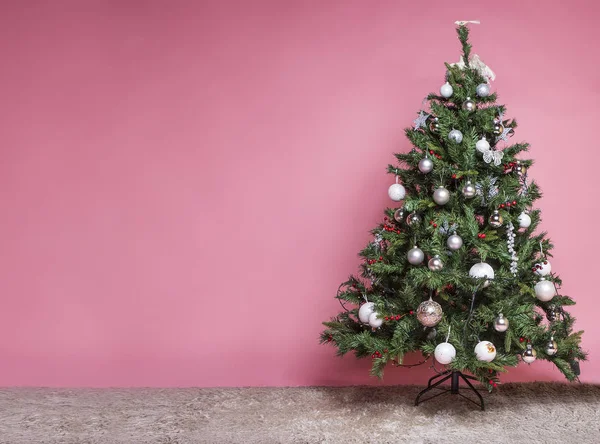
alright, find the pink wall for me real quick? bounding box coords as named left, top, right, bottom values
left=1, top=1, right=598, bottom=387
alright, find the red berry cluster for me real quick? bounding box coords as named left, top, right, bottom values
left=384, top=310, right=414, bottom=321
left=498, top=200, right=517, bottom=209
left=367, top=256, right=384, bottom=265
left=443, top=284, right=454, bottom=292
left=371, top=351, right=382, bottom=359
left=429, top=149, right=442, bottom=160
left=383, top=216, right=401, bottom=234
left=429, top=220, right=438, bottom=228
left=503, top=161, right=518, bottom=173
left=488, top=379, right=498, bottom=388
left=477, top=233, right=487, bottom=239
left=531, top=261, right=549, bottom=273
left=327, top=335, right=333, bottom=342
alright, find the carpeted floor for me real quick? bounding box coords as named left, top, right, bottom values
left=1, top=383, right=599, bottom=443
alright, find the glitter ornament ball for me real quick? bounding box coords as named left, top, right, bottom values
left=462, top=97, right=476, bottom=112
left=368, top=312, right=383, bottom=328
left=546, top=338, right=558, bottom=356
left=462, top=181, right=476, bottom=198
left=440, top=82, right=453, bottom=98
left=476, top=136, right=490, bottom=152
left=428, top=255, right=444, bottom=271
left=416, top=299, right=443, bottom=327
left=522, top=344, right=537, bottom=364
left=447, top=234, right=463, bottom=250
left=469, top=262, right=495, bottom=288
left=433, top=186, right=450, bottom=205
left=406, top=212, right=422, bottom=227
left=358, top=302, right=375, bottom=324
left=429, top=116, right=440, bottom=133
left=393, top=208, right=405, bottom=223
left=388, top=183, right=406, bottom=202
left=474, top=341, right=497, bottom=362
left=448, top=129, right=463, bottom=143
left=535, top=279, right=556, bottom=302
left=418, top=157, right=434, bottom=174
left=518, top=212, right=531, bottom=229
left=494, top=313, right=509, bottom=332
left=534, top=260, right=552, bottom=277
left=488, top=210, right=504, bottom=228
left=407, top=246, right=425, bottom=265
left=434, top=342, right=456, bottom=365
left=476, top=83, right=490, bottom=97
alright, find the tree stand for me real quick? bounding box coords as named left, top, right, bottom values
left=414, top=371, right=485, bottom=411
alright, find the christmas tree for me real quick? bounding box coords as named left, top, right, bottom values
left=320, top=23, right=585, bottom=392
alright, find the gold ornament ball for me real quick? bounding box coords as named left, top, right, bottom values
left=488, top=210, right=503, bottom=228
left=515, top=163, right=527, bottom=176
left=416, top=299, right=443, bottom=327
left=493, top=123, right=505, bottom=135
left=429, top=117, right=440, bottom=133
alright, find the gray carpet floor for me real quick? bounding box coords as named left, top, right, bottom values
left=1, top=383, right=599, bottom=443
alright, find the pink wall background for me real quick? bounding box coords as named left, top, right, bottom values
left=1, top=1, right=598, bottom=387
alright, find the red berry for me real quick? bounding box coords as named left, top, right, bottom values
left=409, top=310, right=414, bottom=315
left=512, top=201, right=517, bottom=205
left=544, top=261, right=548, bottom=265
left=384, top=317, right=388, bottom=321
left=519, top=337, right=525, bottom=343
left=506, top=202, right=511, bottom=207
left=489, top=380, right=493, bottom=384
left=384, top=217, right=388, bottom=221
left=489, top=369, right=493, bottom=374
left=500, top=204, right=505, bottom=208
left=452, top=174, right=457, bottom=179
left=482, top=234, right=486, bottom=238
left=433, top=223, right=437, bottom=228
left=384, top=349, right=388, bottom=353
left=396, top=315, right=401, bottom=320
left=493, top=383, right=498, bottom=387
left=396, top=229, right=401, bottom=234
left=379, top=256, right=383, bottom=261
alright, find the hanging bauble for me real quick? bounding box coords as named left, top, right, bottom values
left=514, top=162, right=527, bottom=176
left=440, top=82, right=453, bottom=98
left=462, top=180, right=476, bottom=198
left=518, top=212, right=531, bottom=228
left=546, top=306, right=558, bottom=322
left=433, top=186, right=450, bottom=205
left=493, top=122, right=505, bottom=136
left=418, top=157, right=434, bottom=173
left=407, top=246, right=425, bottom=265
left=462, top=97, right=476, bottom=112
left=476, top=83, right=490, bottom=97
left=428, top=255, right=444, bottom=271
left=368, top=312, right=383, bottom=328
left=388, top=180, right=406, bottom=202
left=545, top=337, right=558, bottom=356
left=406, top=212, right=422, bottom=227
left=534, top=278, right=556, bottom=302
left=534, top=260, right=552, bottom=277
left=469, top=262, right=495, bottom=288
left=358, top=302, right=375, bottom=324
left=474, top=340, right=497, bottom=362
left=393, top=208, right=405, bottom=223
left=448, top=129, right=463, bottom=143
left=429, top=116, right=440, bottom=133
left=475, top=136, right=490, bottom=152
left=426, top=328, right=437, bottom=341
left=447, top=234, right=463, bottom=250
left=494, top=313, right=509, bottom=332
left=522, top=344, right=537, bottom=364
left=488, top=210, right=504, bottom=228
left=434, top=342, right=456, bottom=365
left=416, top=298, right=443, bottom=327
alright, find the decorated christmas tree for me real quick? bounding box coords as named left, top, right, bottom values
left=320, top=23, right=585, bottom=394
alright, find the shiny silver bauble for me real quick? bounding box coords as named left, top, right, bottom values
left=407, top=246, right=425, bottom=265
left=462, top=180, right=476, bottom=198
left=447, top=234, right=463, bottom=250
left=433, top=186, right=450, bottom=205
left=428, top=255, right=444, bottom=271
left=393, top=208, right=405, bottom=223
left=418, top=157, right=434, bottom=173
left=546, top=337, right=558, bottom=356
left=429, top=116, right=440, bottom=133
left=494, top=313, right=509, bottom=332
left=522, top=344, right=537, bottom=364
left=488, top=210, right=503, bottom=228
left=462, top=97, right=476, bottom=112
left=406, top=212, right=422, bottom=227
left=448, top=129, right=463, bottom=143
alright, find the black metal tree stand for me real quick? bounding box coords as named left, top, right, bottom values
left=415, top=370, right=485, bottom=410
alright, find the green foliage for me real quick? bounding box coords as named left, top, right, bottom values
left=321, top=24, right=585, bottom=387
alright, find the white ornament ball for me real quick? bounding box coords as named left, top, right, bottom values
left=407, top=246, right=425, bottom=265
left=434, top=342, right=456, bottom=365
left=358, top=302, right=375, bottom=324
left=518, top=212, right=531, bottom=229
left=448, top=129, right=463, bottom=143
left=388, top=183, right=406, bottom=201
left=469, top=262, right=495, bottom=288
left=368, top=312, right=383, bottom=328
left=433, top=186, right=450, bottom=205
left=447, top=234, right=463, bottom=250
left=534, top=260, right=552, bottom=276
left=440, top=82, right=453, bottom=98
left=476, top=136, right=490, bottom=152
left=476, top=83, right=490, bottom=97
left=418, top=157, right=434, bottom=173
left=474, top=340, right=497, bottom=362
left=535, top=279, right=556, bottom=302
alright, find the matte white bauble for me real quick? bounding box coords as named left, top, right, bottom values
left=469, top=262, right=495, bottom=288
left=518, top=212, right=531, bottom=229
left=388, top=183, right=406, bottom=202
left=476, top=83, right=490, bottom=97
left=534, top=260, right=552, bottom=277
left=474, top=340, right=497, bottom=362
left=440, top=82, right=453, bottom=98
left=368, top=312, right=383, bottom=328
left=447, top=234, right=463, bottom=250
left=535, top=279, right=556, bottom=302
left=358, top=302, right=375, bottom=324
left=476, top=136, right=490, bottom=152
left=434, top=342, right=456, bottom=365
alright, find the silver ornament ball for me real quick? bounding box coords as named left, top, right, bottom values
left=494, top=313, right=509, bottom=332
left=448, top=129, right=463, bottom=143
left=416, top=298, right=443, bottom=327
left=462, top=180, right=476, bottom=198
left=418, top=157, right=434, bottom=173
left=407, top=246, right=425, bottom=265
left=488, top=210, right=503, bottom=228
left=546, top=338, right=558, bottom=356
left=447, top=234, right=463, bottom=250
left=522, top=344, right=537, bottom=364
left=462, top=97, right=476, bottom=112
left=393, top=208, right=405, bottom=223
left=476, top=83, right=491, bottom=97
left=433, top=186, right=450, bottom=205
left=406, top=212, right=422, bottom=227
left=428, top=255, right=444, bottom=271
